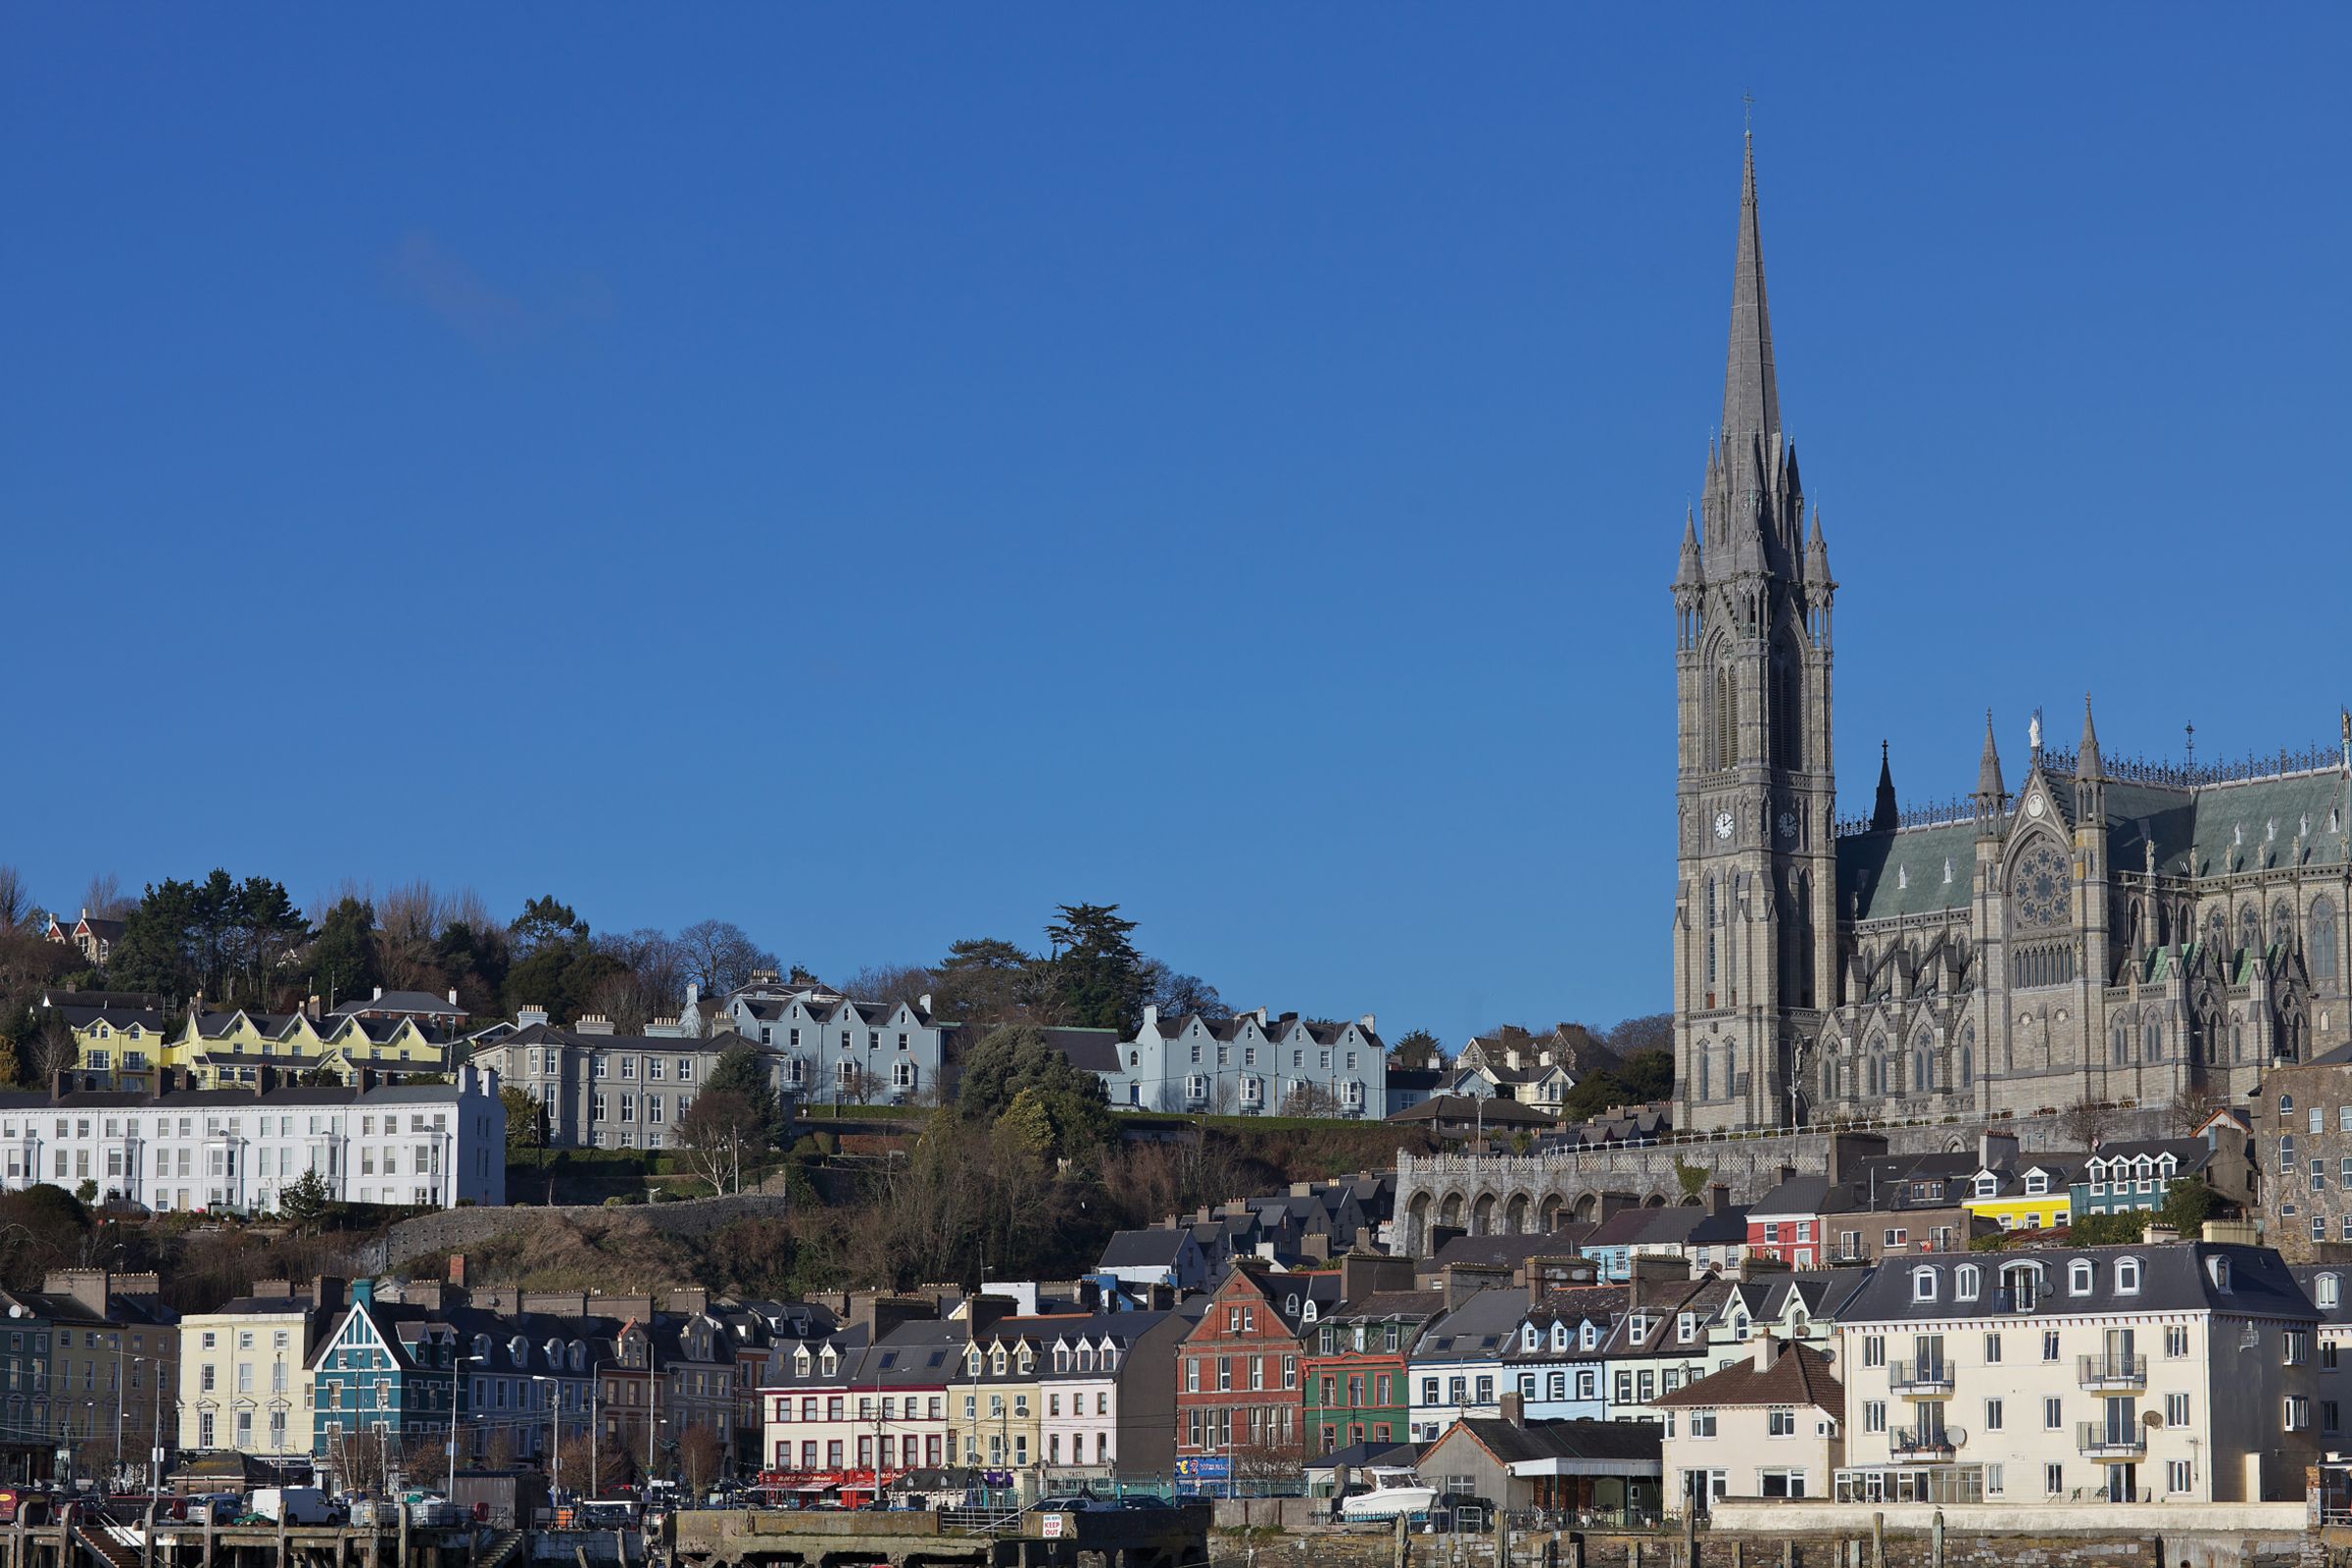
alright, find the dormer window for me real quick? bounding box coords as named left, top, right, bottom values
left=1910, top=1267, right=1936, bottom=1303
left=1054, top=1348, right=1069, bottom=1373
left=1522, top=1325, right=1540, bottom=1350
left=795, top=1349, right=812, bottom=1377
left=2068, top=1260, right=2094, bottom=1297
left=2024, top=1172, right=2049, bottom=1197
left=819, top=1348, right=838, bottom=1377
left=472, top=1334, right=492, bottom=1363
left=2322, top=1274, right=2343, bottom=1309
left=991, top=1348, right=1006, bottom=1375
left=1954, top=1265, right=1980, bottom=1302
left=2208, top=1256, right=2232, bottom=1293
left=964, top=1348, right=981, bottom=1376
left=1301, top=1300, right=1318, bottom=1324
left=1581, top=1323, right=1597, bottom=1350
left=510, top=1335, right=529, bottom=1365
left=1678, top=1312, right=1697, bottom=1344
left=1975, top=1175, right=1997, bottom=1199
left=2115, top=1258, right=2142, bottom=1296
left=1551, top=1323, right=1568, bottom=1350
left=1102, top=1347, right=1117, bottom=1370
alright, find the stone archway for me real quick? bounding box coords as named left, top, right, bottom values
left=1471, top=1192, right=1499, bottom=1236
left=1404, top=1191, right=1434, bottom=1256
left=1439, top=1192, right=1464, bottom=1229
left=1573, top=1192, right=1600, bottom=1223
left=1642, top=1192, right=1668, bottom=1208
left=1538, top=1195, right=1565, bottom=1232
left=1504, top=1194, right=1531, bottom=1235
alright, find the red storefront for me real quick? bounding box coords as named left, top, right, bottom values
left=1173, top=1263, right=1307, bottom=1484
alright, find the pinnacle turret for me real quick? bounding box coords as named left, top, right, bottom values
left=2077, top=695, right=2104, bottom=782
left=1975, top=710, right=2006, bottom=806
left=1871, top=740, right=1898, bottom=832
left=1675, top=509, right=1702, bottom=587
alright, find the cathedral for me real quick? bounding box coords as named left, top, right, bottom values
left=1670, top=137, right=2352, bottom=1133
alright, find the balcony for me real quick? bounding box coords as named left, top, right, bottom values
left=2077, top=1353, right=2147, bottom=1392
left=1886, top=1360, right=1955, bottom=1396
left=2077, top=1422, right=2146, bottom=1461
left=1887, top=1425, right=1964, bottom=1461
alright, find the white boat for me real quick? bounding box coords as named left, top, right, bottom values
left=1338, top=1467, right=1438, bottom=1522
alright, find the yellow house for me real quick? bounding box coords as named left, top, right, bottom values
left=171, top=1009, right=453, bottom=1088
left=1960, top=1156, right=2082, bottom=1231
left=62, top=1004, right=172, bottom=1091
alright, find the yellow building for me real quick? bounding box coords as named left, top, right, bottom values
left=27, top=1270, right=177, bottom=1469
left=1961, top=1156, right=2081, bottom=1232
left=57, top=1004, right=172, bottom=1092
left=177, top=1280, right=335, bottom=1459
left=171, top=1009, right=452, bottom=1088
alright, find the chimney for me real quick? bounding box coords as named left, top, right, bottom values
left=449, top=1254, right=467, bottom=1289
left=1360, top=1013, right=1377, bottom=1032
left=1255, top=1008, right=1269, bottom=1026
left=2142, top=1223, right=2180, bottom=1247
left=1142, top=1004, right=1158, bottom=1031
left=1498, top=1390, right=1525, bottom=1427
left=1707, top=1182, right=1733, bottom=1217
left=1752, top=1329, right=1782, bottom=1374
left=255, top=1279, right=293, bottom=1300
left=307, top=995, right=321, bottom=1022
left=919, top=994, right=934, bottom=1014
left=372, top=986, right=384, bottom=1002
left=1505, top=1047, right=1522, bottom=1071
left=1777, top=1164, right=1797, bottom=1188
left=517, top=1004, right=551, bottom=1028
left=1424, top=1224, right=1465, bottom=1260
left=448, top=988, right=460, bottom=1007
left=961, top=1295, right=1017, bottom=1338
left=1339, top=1252, right=1412, bottom=1301
left=1628, top=1255, right=1688, bottom=1312
left=1977, top=1129, right=2020, bottom=1172
left=574, top=1014, right=616, bottom=1036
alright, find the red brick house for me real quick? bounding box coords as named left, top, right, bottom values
left=1173, top=1262, right=1336, bottom=1484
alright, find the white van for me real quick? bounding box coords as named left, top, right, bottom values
left=251, top=1489, right=337, bottom=1525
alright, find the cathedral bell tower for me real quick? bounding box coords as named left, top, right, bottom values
left=1672, top=133, right=1840, bottom=1133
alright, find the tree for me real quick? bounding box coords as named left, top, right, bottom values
left=956, top=1025, right=1109, bottom=1127
left=510, top=896, right=589, bottom=958
left=835, top=963, right=932, bottom=1007
left=675, top=920, right=776, bottom=998
left=0, top=1037, right=20, bottom=1090
left=677, top=1423, right=727, bottom=1493
left=500, top=1086, right=547, bottom=1156
left=1281, top=1081, right=1342, bottom=1118
left=310, top=897, right=381, bottom=1010
left=2057, top=1098, right=2118, bottom=1151
left=678, top=1089, right=763, bottom=1196
left=0, top=866, right=29, bottom=931
left=930, top=939, right=1042, bottom=1027
left=278, top=1169, right=333, bottom=1227
left=1139, top=960, right=1228, bottom=1024
left=2157, top=1175, right=2216, bottom=1237
left=1388, top=1029, right=1443, bottom=1071
left=1043, top=905, right=1147, bottom=1034
left=502, top=896, right=626, bottom=1023
left=2068, top=1210, right=2147, bottom=1247
left=79, top=873, right=131, bottom=920
left=107, top=870, right=308, bottom=1005
left=23, top=1014, right=75, bottom=1088
left=2166, top=1083, right=2221, bottom=1136
left=1603, top=1012, right=1675, bottom=1057
left=703, top=1044, right=788, bottom=1148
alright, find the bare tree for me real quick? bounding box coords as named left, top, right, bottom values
left=2166, top=1083, right=2221, bottom=1136
left=677, top=1423, right=727, bottom=1493
left=676, top=920, right=777, bottom=997
left=0, top=866, right=30, bottom=931
left=24, top=1015, right=76, bottom=1086
left=836, top=964, right=932, bottom=1006
left=2057, top=1097, right=2118, bottom=1151
left=678, top=1089, right=762, bottom=1196
left=585, top=969, right=661, bottom=1036
left=1281, top=1082, right=1342, bottom=1118
left=79, top=873, right=130, bottom=921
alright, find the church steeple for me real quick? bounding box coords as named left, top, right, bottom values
left=1703, top=129, right=1800, bottom=576
left=2076, top=694, right=2104, bottom=782
left=1975, top=710, right=2007, bottom=836
left=1722, top=128, right=1781, bottom=471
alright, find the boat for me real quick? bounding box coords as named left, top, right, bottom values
left=1338, top=1467, right=1438, bottom=1522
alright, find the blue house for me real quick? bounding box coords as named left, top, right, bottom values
left=308, top=1281, right=461, bottom=1474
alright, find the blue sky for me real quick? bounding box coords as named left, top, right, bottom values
left=5, top=9, right=2348, bottom=1045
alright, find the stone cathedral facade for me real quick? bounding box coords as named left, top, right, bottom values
left=1671, top=140, right=2352, bottom=1134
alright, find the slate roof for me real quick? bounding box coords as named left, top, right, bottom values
left=1652, top=1342, right=1840, bottom=1411
left=1390, top=1095, right=1558, bottom=1127
left=1582, top=1203, right=1746, bottom=1250
left=329, top=991, right=466, bottom=1017
left=1098, top=1229, right=1192, bottom=1270
left=1839, top=1242, right=2317, bottom=1323
left=1411, top=1284, right=1527, bottom=1363
left=1328, top=1289, right=1446, bottom=1325
left=1428, top=1229, right=1597, bottom=1271
left=1447, top=1416, right=1662, bottom=1468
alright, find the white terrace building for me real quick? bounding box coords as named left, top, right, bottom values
left=1835, top=1239, right=2321, bottom=1507
left=1104, top=1006, right=1386, bottom=1118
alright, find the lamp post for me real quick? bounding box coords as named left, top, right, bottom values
left=531, top=1376, right=560, bottom=1504
left=447, top=1351, right=472, bottom=1498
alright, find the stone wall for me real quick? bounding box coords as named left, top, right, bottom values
left=359, top=1193, right=793, bottom=1273
left=1395, top=1106, right=2172, bottom=1253
left=1203, top=1527, right=2181, bottom=1568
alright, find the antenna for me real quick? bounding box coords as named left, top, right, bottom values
left=2185, top=722, right=2195, bottom=769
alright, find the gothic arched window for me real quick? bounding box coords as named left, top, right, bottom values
left=1912, top=1037, right=1933, bottom=1096
left=2143, top=1019, right=2162, bottom=1061
left=2240, top=903, right=2262, bottom=956
left=1704, top=879, right=1719, bottom=985
left=1695, top=1051, right=1710, bottom=1102
left=2273, top=898, right=2295, bottom=953
left=1770, top=638, right=1802, bottom=771
left=2315, top=899, right=2340, bottom=982
left=1957, top=1027, right=1975, bottom=1092
left=2110, top=1022, right=2128, bottom=1065
left=1714, top=667, right=1739, bottom=770
left=2206, top=907, right=2228, bottom=953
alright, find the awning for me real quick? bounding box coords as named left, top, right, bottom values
left=1507, top=1458, right=1663, bottom=1478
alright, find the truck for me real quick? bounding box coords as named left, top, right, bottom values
left=250, top=1488, right=337, bottom=1525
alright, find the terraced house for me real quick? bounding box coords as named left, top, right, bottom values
left=177, top=1277, right=342, bottom=1460
left=1301, top=1256, right=1435, bottom=1455
left=82, top=1005, right=456, bottom=1091
left=1835, top=1237, right=2321, bottom=1506
left=1173, top=1264, right=1331, bottom=1480
left=1107, top=1006, right=1386, bottom=1118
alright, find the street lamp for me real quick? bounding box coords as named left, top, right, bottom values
left=530, top=1376, right=560, bottom=1504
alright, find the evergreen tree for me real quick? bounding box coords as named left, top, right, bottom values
left=1044, top=904, right=1146, bottom=1034
left=310, top=898, right=381, bottom=1009
left=703, top=1042, right=788, bottom=1147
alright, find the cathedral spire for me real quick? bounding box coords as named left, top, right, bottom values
left=1722, top=128, right=1781, bottom=486
left=1975, top=710, right=2006, bottom=809
left=2077, top=694, right=2104, bottom=782
left=1675, top=508, right=1701, bottom=586
left=1871, top=740, right=1898, bottom=831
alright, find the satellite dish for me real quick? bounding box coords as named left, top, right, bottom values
left=2143, top=1410, right=2165, bottom=1430
left=4, top=1306, right=18, bottom=1319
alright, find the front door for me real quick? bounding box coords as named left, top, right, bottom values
left=2104, top=1463, right=2136, bottom=1503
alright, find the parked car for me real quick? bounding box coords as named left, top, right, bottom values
left=192, top=1494, right=243, bottom=1525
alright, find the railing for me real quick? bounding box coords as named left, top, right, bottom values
left=1887, top=1426, right=1963, bottom=1460
left=939, top=1507, right=1022, bottom=1535
left=1886, top=1360, right=1954, bottom=1396
left=2077, top=1353, right=2148, bottom=1391
left=2077, top=1422, right=2146, bottom=1460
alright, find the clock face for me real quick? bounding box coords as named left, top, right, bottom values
left=2011, top=843, right=2070, bottom=926
left=2026, top=793, right=2046, bottom=819
left=1714, top=810, right=1736, bottom=841
left=1777, top=810, right=1797, bottom=841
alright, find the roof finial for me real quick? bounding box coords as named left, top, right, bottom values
left=1743, top=92, right=1754, bottom=141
